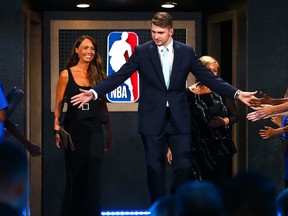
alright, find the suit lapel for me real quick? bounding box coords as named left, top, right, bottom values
left=170, top=42, right=182, bottom=85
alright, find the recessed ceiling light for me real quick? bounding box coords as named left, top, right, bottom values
left=76, top=2, right=91, bottom=8
left=161, top=2, right=177, bottom=8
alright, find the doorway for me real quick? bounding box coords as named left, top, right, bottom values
left=207, top=10, right=239, bottom=175
left=25, top=9, right=42, bottom=216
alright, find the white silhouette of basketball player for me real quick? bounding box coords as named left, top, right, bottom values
left=109, top=31, right=134, bottom=101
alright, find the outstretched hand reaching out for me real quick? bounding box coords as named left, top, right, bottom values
left=71, top=89, right=94, bottom=108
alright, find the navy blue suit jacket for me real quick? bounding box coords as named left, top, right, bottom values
left=94, top=40, right=238, bottom=135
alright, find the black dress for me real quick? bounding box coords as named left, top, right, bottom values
left=61, top=68, right=108, bottom=216
left=187, top=88, right=237, bottom=185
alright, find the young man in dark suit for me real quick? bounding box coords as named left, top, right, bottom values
left=71, top=12, right=258, bottom=203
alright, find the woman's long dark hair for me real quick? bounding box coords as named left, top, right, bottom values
left=65, top=35, right=106, bottom=85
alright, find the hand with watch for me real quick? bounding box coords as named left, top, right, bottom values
left=235, top=90, right=260, bottom=108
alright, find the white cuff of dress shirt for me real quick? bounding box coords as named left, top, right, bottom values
left=89, top=89, right=98, bottom=100
left=234, top=90, right=241, bottom=99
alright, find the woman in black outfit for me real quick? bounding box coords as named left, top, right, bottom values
left=54, top=35, right=112, bottom=216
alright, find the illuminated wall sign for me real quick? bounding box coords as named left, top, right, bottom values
left=106, top=31, right=139, bottom=103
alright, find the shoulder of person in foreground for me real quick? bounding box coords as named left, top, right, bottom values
left=0, top=140, right=28, bottom=214
left=149, top=195, right=177, bottom=216
left=220, top=169, right=277, bottom=216
left=176, top=181, right=225, bottom=216
left=276, top=188, right=288, bottom=216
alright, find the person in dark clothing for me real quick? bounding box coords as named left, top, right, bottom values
left=53, top=35, right=112, bottom=216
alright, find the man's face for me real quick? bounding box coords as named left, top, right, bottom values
left=151, top=24, right=173, bottom=47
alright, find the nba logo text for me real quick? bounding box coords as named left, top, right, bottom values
left=106, top=31, right=139, bottom=103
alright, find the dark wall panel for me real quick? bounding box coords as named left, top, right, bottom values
left=100, top=112, right=150, bottom=210
left=0, top=0, right=25, bottom=135
left=247, top=0, right=288, bottom=192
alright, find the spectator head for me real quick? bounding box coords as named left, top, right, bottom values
left=176, top=180, right=225, bottom=216
left=0, top=141, right=28, bottom=214
left=276, top=188, right=288, bottom=216
left=221, top=170, right=277, bottom=216
left=149, top=195, right=177, bottom=216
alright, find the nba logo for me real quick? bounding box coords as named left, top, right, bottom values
left=106, top=31, right=139, bottom=103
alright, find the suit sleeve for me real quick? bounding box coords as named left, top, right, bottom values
left=93, top=47, right=139, bottom=98
left=189, top=51, right=238, bottom=99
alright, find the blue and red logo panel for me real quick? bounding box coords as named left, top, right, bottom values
left=106, top=31, right=139, bottom=103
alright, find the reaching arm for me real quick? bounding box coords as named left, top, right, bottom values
left=267, top=102, right=288, bottom=114
left=2, top=87, right=41, bottom=156
left=276, top=111, right=288, bottom=116
left=236, top=90, right=260, bottom=107
left=4, top=120, right=41, bottom=156
left=259, top=126, right=281, bottom=139
left=259, top=125, right=288, bottom=140
left=258, top=93, right=288, bottom=105
left=248, top=102, right=288, bottom=121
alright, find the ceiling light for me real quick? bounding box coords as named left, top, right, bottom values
left=161, top=2, right=177, bottom=8
left=76, top=2, right=91, bottom=8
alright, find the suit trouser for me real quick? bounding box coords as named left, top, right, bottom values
left=141, top=108, right=193, bottom=204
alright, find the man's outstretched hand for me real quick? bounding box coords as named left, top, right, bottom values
left=243, top=91, right=278, bottom=108
left=71, top=88, right=94, bottom=108
left=238, top=91, right=260, bottom=107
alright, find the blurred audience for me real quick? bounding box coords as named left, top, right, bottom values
left=220, top=170, right=277, bottom=216
left=276, top=188, right=288, bottom=216
left=0, top=140, right=28, bottom=216
left=149, top=195, right=177, bottom=216
left=176, top=180, right=225, bottom=216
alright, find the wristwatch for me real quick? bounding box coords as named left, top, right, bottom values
left=235, top=90, right=241, bottom=99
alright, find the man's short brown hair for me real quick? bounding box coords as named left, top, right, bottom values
left=151, top=12, right=173, bottom=29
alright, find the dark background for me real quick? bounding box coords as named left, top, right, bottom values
left=0, top=0, right=288, bottom=215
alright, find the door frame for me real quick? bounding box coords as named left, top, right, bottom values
left=207, top=10, right=242, bottom=174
